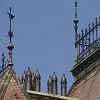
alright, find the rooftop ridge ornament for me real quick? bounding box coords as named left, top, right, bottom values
left=73, top=0, right=79, bottom=42
left=7, top=7, right=15, bottom=30
left=7, top=7, right=15, bottom=68
left=73, top=0, right=79, bottom=63
left=75, top=0, right=78, bottom=19
left=73, top=1, right=100, bottom=64
left=75, top=16, right=100, bottom=64
left=7, top=7, right=15, bottom=42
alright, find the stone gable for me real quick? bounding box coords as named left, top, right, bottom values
left=3, top=76, right=27, bottom=100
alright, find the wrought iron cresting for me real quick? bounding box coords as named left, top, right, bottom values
left=75, top=17, right=100, bottom=63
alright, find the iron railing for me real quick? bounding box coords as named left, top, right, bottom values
left=75, top=17, right=100, bottom=63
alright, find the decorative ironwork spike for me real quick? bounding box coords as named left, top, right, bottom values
left=7, top=7, right=15, bottom=21
left=88, top=23, right=91, bottom=32
left=78, top=33, right=81, bottom=57
left=96, top=17, right=98, bottom=25
left=81, top=29, right=84, bottom=42
left=73, top=0, right=79, bottom=42
left=75, top=0, right=78, bottom=19
left=7, top=7, right=15, bottom=68
left=99, top=16, right=100, bottom=24
left=92, top=22, right=95, bottom=31
left=79, top=32, right=82, bottom=39
left=7, top=7, right=15, bottom=33
left=73, top=0, right=81, bottom=63
left=81, top=29, right=84, bottom=35
left=78, top=32, right=81, bottom=39
left=92, top=22, right=94, bottom=25
left=88, top=23, right=91, bottom=47
left=95, top=17, right=98, bottom=40
left=85, top=28, right=87, bottom=34
left=91, top=22, right=95, bottom=46
left=84, top=28, right=88, bottom=46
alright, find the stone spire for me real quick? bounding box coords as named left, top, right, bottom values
left=61, top=73, right=67, bottom=96
left=35, top=70, right=41, bottom=92
left=52, top=72, right=58, bottom=95
left=47, top=75, right=52, bottom=94
left=7, top=7, right=15, bottom=68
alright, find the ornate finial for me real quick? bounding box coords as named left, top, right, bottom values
left=73, top=0, right=79, bottom=42
left=7, top=7, right=15, bottom=33
left=75, top=0, right=78, bottom=18
left=73, top=0, right=80, bottom=63
left=7, top=7, right=15, bottom=68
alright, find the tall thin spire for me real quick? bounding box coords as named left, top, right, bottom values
left=73, top=0, right=80, bottom=63
left=73, top=0, right=79, bottom=42
left=7, top=7, right=15, bottom=68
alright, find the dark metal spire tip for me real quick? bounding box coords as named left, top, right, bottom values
left=7, top=7, right=15, bottom=20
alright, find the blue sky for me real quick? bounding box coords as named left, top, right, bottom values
left=0, top=0, right=99, bottom=93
